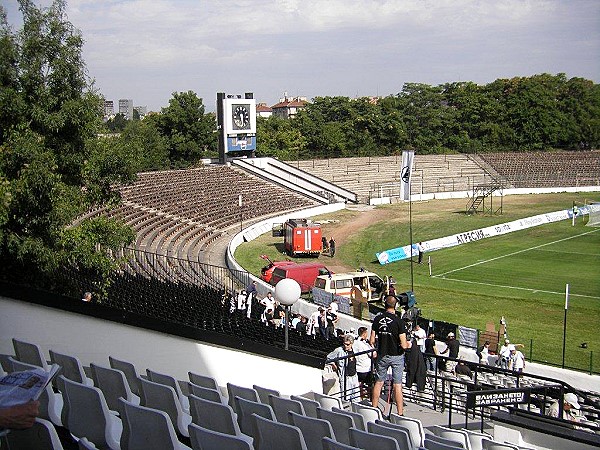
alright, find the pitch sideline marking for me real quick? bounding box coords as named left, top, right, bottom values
left=434, top=228, right=600, bottom=277
left=435, top=276, right=600, bottom=300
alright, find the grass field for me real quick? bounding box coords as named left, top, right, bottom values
left=235, top=192, right=600, bottom=373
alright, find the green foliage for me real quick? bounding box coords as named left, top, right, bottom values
left=157, top=91, right=217, bottom=167
left=0, top=0, right=136, bottom=292
left=119, top=115, right=170, bottom=171
left=256, top=74, right=599, bottom=159
left=104, top=113, right=128, bottom=133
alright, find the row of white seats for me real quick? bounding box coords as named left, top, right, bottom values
left=4, top=338, right=530, bottom=450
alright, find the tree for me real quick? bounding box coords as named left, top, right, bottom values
left=0, top=1, right=135, bottom=295
left=119, top=115, right=170, bottom=171
left=157, top=91, right=217, bottom=167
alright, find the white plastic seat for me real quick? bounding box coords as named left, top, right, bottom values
left=481, top=439, right=519, bottom=450
left=9, top=357, right=64, bottom=427
left=351, top=401, right=383, bottom=424
left=109, top=356, right=142, bottom=397
left=349, top=427, right=400, bottom=450
left=146, top=368, right=190, bottom=412
left=235, top=396, right=276, bottom=438
left=253, top=384, right=280, bottom=404
left=188, top=423, right=253, bottom=450
left=61, top=376, right=122, bottom=450
left=390, top=413, right=426, bottom=448
left=188, top=394, right=252, bottom=446
left=119, top=397, right=192, bottom=450
left=12, top=338, right=49, bottom=369
left=187, top=382, right=226, bottom=404
left=368, top=421, right=412, bottom=450
left=460, top=429, right=493, bottom=450
left=49, top=349, right=94, bottom=388
left=374, top=419, right=420, bottom=449
left=424, top=438, right=465, bottom=450
left=226, top=383, right=260, bottom=415
left=316, top=407, right=355, bottom=445
left=188, top=372, right=219, bottom=391
left=139, top=377, right=192, bottom=438
left=269, top=394, right=305, bottom=424
left=322, top=437, right=361, bottom=450
left=91, top=363, right=140, bottom=413
left=289, top=410, right=335, bottom=450
left=331, top=406, right=366, bottom=431
left=431, top=426, right=469, bottom=449
left=4, top=417, right=64, bottom=450
left=252, top=413, right=308, bottom=450
left=313, top=392, right=344, bottom=411
left=291, top=395, right=320, bottom=418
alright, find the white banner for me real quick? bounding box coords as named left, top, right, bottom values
left=377, top=205, right=590, bottom=264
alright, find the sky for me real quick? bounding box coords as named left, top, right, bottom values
left=3, top=0, right=600, bottom=112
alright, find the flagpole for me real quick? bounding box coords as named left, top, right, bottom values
left=562, top=283, right=569, bottom=368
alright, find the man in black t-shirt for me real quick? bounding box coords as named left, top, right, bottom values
left=440, top=332, right=460, bottom=373
left=370, top=295, right=411, bottom=415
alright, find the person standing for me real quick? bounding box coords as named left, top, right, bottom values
left=307, top=308, right=323, bottom=337
left=508, top=345, right=525, bottom=372
left=417, top=242, right=425, bottom=264
left=424, top=332, right=438, bottom=372
left=498, top=339, right=512, bottom=369
left=326, top=334, right=359, bottom=401
left=354, top=327, right=375, bottom=399
left=413, top=324, right=427, bottom=354
left=321, top=235, right=328, bottom=253
left=476, top=341, right=490, bottom=365
left=440, top=332, right=460, bottom=374
left=325, top=306, right=338, bottom=340
left=329, top=238, right=336, bottom=257
left=370, top=295, right=411, bottom=416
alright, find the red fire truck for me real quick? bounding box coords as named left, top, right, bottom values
left=283, top=219, right=323, bottom=257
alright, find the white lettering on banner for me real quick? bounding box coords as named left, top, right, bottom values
left=475, top=391, right=525, bottom=406
left=376, top=206, right=587, bottom=264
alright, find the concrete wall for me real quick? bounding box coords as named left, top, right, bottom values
left=0, top=297, right=323, bottom=395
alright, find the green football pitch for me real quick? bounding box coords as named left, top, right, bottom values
left=235, top=192, right=600, bottom=373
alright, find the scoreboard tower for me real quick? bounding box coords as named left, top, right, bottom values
left=217, top=92, right=257, bottom=163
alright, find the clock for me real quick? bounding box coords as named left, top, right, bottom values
left=232, top=104, right=251, bottom=130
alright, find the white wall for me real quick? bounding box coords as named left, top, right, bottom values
left=0, top=297, right=323, bottom=395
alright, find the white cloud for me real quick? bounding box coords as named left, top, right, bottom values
left=4, top=0, right=597, bottom=110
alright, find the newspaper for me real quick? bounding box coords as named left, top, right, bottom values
left=0, top=364, right=61, bottom=408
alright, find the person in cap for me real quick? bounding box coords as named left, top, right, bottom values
left=508, top=345, right=525, bottom=372
left=548, top=392, right=585, bottom=422
left=440, top=332, right=460, bottom=373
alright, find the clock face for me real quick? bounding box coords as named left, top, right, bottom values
left=232, top=104, right=251, bottom=130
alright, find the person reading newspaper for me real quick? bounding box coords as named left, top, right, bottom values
left=0, top=364, right=60, bottom=431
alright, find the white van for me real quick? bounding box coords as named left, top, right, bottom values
left=313, top=271, right=386, bottom=302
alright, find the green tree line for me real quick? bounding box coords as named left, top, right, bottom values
left=257, top=77, right=600, bottom=160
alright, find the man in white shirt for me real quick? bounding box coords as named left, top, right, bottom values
left=353, top=327, right=375, bottom=399
left=509, top=345, right=525, bottom=372
left=413, top=324, right=427, bottom=353
left=260, top=292, right=275, bottom=324
left=498, top=339, right=511, bottom=369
